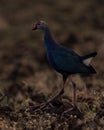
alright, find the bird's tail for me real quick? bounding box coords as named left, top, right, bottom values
left=81, top=52, right=97, bottom=66
left=88, top=65, right=96, bottom=74
left=81, top=52, right=97, bottom=60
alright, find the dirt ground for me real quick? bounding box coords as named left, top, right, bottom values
left=0, top=0, right=104, bottom=129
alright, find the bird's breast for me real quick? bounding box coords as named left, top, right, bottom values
left=46, top=51, right=58, bottom=71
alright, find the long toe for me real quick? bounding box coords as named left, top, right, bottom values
left=61, top=105, right=82, bottom=119
left=29, top=102, right=47, bottom=111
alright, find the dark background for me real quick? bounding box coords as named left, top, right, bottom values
left=0, top=0, right=104, bottom=129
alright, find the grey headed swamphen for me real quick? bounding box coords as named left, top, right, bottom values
left=32, top=20, right=97, bottom=115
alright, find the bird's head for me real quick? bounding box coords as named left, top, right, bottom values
left=32, top=20, right=48, bottom=31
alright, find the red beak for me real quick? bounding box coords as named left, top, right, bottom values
left=32, top=26, right=37, bottom=30
left=32, top=21, right=40, bottom=30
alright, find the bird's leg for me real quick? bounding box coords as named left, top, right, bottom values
left=47, top=85, right=64, bottom=103
left=46, top=75, right=67, bottom=104
left=61, top=76, right=81, bottom=118
left=30, top=78, right=66, bottom=111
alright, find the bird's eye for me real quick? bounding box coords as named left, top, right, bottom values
left=36, top=22, right=40, bottom=26
left=37, top=23, right=40, bottom=25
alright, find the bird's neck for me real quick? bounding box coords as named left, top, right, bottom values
left=44, top=28, right=57, bottom=50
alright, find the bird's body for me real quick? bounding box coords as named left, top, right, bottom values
left=43, top=26, right=96, bottom=76
left=32, top=20, right=97, bottom=113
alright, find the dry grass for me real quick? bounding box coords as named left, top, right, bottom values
left=0, top=0, right=104, bottom=129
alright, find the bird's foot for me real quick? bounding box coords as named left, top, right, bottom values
left=61, top=105, right=81, bottom=119
left=29, top=101, right=50, bottom=112
left=29, top=98, right=63, bottom=112
left=28, top=88, right=64, bottom=112
left=29, top=97, right=58, bottom=112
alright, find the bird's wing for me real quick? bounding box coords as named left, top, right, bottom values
left=50, top=50, right=84, bottom=73
left=59, top=44, right=80, bottom=57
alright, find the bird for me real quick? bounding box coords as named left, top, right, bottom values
left=32, top=20, right=97, bottom=114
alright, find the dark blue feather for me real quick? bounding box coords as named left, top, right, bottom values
left=43, top=27, right=96, bottom=75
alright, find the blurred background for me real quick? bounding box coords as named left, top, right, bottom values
left=0, top=0, right=104, bottom=129
left=0, top=0, right=104, bottom=93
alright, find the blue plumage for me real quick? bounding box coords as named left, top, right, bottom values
left=43, top=24, right=96, bottom=76
left=32, top=20, right=97, bottom=112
